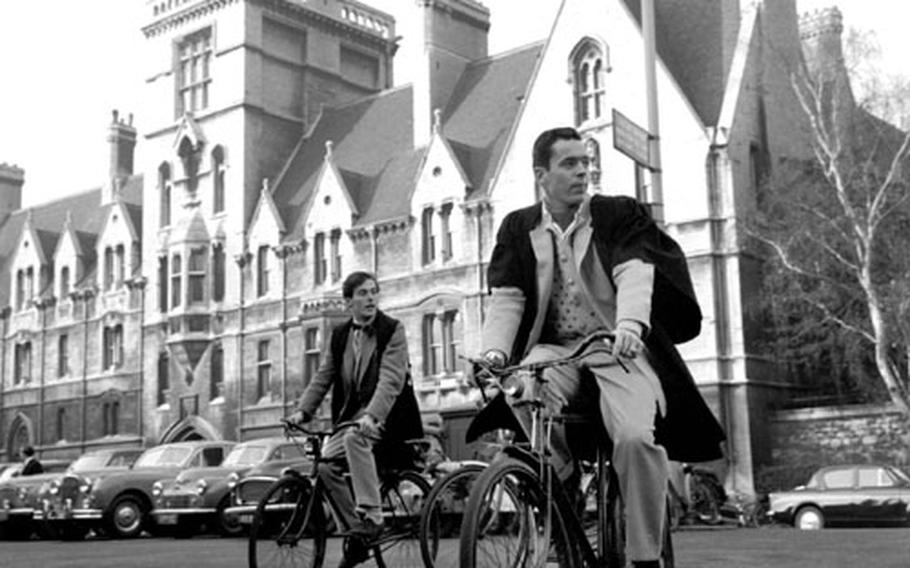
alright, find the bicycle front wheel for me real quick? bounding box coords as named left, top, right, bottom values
left=248, top=475, right=327, bottom=568
left=372, top=469, right=432, bottom=568
left=459, top=458, right=573, bottom=568
left=420, top=463, right=487, bottom=568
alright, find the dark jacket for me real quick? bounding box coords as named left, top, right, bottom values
left=486, top=195, right=725, bottom=463
left=21, top=457, right=44, bottom=476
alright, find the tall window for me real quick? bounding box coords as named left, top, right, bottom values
left=422, top=314, right=441, bottom=376
left=159, top=163, right=172, bottom=228
left=573, top=41, right=607, bottom=125
left=585, top=138, right=602, bottom=189
left=171, top=253, right=182, bottom=308
left=440, top=204, right=453, bottom=261
left=257, top=340, right=271, bottom=401
left=212, top=244, right=225, bottom=302
left=14, top=342, right=32, bottom=384
left=330, top=230, right=342, bottom=282
left=212, top=146, right=225, bottom=214
left=15, top=269, right=24, bottom=310
left=257, top=245, right=270, bottom=297
left=103, top=325, right=124, bottom=370
left=313, top=233, right=326, bottom=285
left=303, top=328, right=320, bottom=387
left=158, top=256, right=169, bottom=313
left=157, top=351, right=170, bottom=406
left=441, top=310, right=460, bottom=373
left=116, top=244, right=125, bottom=286
left=210, top=343, right=224, bottom=400
left=421, top=207, right=435, bottom=265
left=57, top=334, right=69, bottom=378
left=59, top=266, right=70, bottom=299
left=102, top=400, right=119, bottom=436
left=26, top=267, right=34, bottom=303
left=56, top=408, right=66, bottom=442
left=103, top=247, right=114, bottom=290
left=177, top=27, right=212, bottom=115
left=188, top=248, right=206, bottom=304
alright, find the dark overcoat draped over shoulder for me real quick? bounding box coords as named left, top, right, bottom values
left=486, top=195, right=725, bottom=463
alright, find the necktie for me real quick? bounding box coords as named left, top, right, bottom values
left=351, top=327, right=364, bottom=381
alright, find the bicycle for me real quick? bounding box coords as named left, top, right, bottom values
left=248, top=419, right=431, bottom=568
left=458, top=330, right=675, bottom=568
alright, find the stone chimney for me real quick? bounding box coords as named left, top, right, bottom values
left=0, top=163, right=24, bottom=226
left=413, top=0, right=490, bottom=148
left=106, top=109, right=137, bottom=203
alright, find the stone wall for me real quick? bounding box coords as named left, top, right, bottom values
left=770, top=404, right=910, bottom=468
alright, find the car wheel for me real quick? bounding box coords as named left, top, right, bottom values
left=216, top=496, right=244, bottom=538
left=108, top=495, right=146, bottom=538
left=794, top=506, right=824, bottom=530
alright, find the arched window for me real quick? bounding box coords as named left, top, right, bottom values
left=159, top=163, right=172, bottom=227
left=115, top=244, right=125, bottom=286
left=572, top=40, right=608, bottom=125
left=585, top=137, right=602, bottom=189
left=171, top=253, right=182, bottom=308
left=212, top=146, right=225, bottom=214
left=15, top=269, right=24, bottom=310
left=210, top=343, right=223, bottom=400
left=56, top=408, right=66, bottom=441
left=59, top=266, right=70, bottom=298
left=157, top=351, right=170, bottom=406
left=212, top=243, right=225, bottom=302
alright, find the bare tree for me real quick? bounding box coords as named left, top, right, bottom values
left=752, top=28, right=910, bottom=412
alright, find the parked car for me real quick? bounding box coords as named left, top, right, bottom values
left=33, top=448, right=143, bottom=540
left=67, top=440, right=235, bottom=538
left=223, top=443, right=314, bottom=527
left=768, top=463, right=910, bottom=529
left=0, top=460, right=71, bottom=539
left=151, top=437, right=310, bottom=537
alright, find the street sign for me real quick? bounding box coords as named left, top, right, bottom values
left=612, top=109, right=653, bottom=168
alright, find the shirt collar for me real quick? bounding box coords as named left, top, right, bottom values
left=541, top=195, right=592, bottom=239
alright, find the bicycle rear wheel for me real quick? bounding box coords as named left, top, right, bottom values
left=420, top=463, right=486, bottom=568
left=459, top=458, right=573, bottom=568
left=248, top=475, right=327, bottom=568
left=602, top=476, right=675, bottom=568
left=371, top=469, right=431, bottom=568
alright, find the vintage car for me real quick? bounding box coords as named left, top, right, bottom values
left=0, top=459, right=71, bottom=539
left=223, top=443, right=314, bottom=527
left=32, top=448, right=143, bottom=540
left=150, top=437, right=309, bottom=537
left=768, top=463, right=910, bottom=529
left=64, top=440, right=235, bottom=538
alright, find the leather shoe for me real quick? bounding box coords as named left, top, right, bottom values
left=337, top=537, right=370, bottom=568
left=347, top=517, right=384, bottom=542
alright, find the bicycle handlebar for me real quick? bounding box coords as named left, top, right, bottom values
left=280, top=418, right=359, bottom=437
left=467, top=330, right=619, bottom=379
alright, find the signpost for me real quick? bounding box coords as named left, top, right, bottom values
left=612, top=109, right=654, bottom=169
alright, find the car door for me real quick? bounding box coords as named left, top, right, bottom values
left=817, top=466, right=857, bottom=524
left=857, top=466, right=910, bottom=524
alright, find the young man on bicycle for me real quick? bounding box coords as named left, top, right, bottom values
left=480, top=127, right=725, bottom=568
left=289, top=271, right=422, bottom=568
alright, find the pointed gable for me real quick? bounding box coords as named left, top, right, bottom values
left=248, top=180, right=286, bottom=245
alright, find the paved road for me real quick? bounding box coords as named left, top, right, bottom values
left=1, top=527, right=909, bottom=567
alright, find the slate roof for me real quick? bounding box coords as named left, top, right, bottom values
left=0, top=176, right=143, bottom=306
left=271, top=42, right=544, bottom=239
left=622, top=0, right=735, bottom=127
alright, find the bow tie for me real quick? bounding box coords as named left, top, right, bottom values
left=351, top=322, right=375, bottom=335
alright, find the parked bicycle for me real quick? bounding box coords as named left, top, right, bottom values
left=458, top=330, right=674, bottom=568
left=247, top=419, right=430, bottom=568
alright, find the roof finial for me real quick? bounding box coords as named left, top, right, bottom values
left=261, top=178, right=270, bottom=194
left=432, top=109, right=442, bottom=133
left=64, top=210, right=73, bottom=230
left=325, top=140, right=334, bottom=158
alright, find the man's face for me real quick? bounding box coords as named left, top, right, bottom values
left=347, top=278, right=379, bottom=323
left=534, top=138, right=590, bottom=210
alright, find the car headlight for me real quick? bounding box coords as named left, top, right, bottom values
left=151, top=481, right=163, bottom=498
left=17, top=487, right=28, bottom=501
left=49, top=480, right=61, bottom=495
left=226, top=472, right=240, bottom=490
left=195, top=479, right=208, bottom=496
left=79, top=478, right=94, bottom=494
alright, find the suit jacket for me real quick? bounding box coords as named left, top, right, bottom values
left=296, top=310, right=422, bottom=444
left=484, top=195, right=725, bottom=462
left=21, top=457, right=44, bottom=476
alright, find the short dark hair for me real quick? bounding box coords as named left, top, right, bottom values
left=342, top=271, right=378, bottom=299
left=532, top=127, right=582, bottom=170
left=22, top=445, right=35, bottom=457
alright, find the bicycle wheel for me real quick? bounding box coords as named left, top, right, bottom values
left=371, top=469, right=431, bottom=568
left=248, top=475, right=327, bottom=568
left=602, top=476, right=675, bottom=568
left=459, top=458, right=574, bottom=568
left=420, top=463, right=486, bottom=568
left=690, top=479, right=722, bottom=524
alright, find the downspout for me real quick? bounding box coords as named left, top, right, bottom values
left=37, top=298, right=48, bottom=449
left=234, top=251, right=248, bottom=441
left=133, top=277, right=147, bottom=442
left=80, top=290, right=92, bottom=453
left=0, top=308, right=8, bottom=458
left=277, top=245, right=288, bottom=412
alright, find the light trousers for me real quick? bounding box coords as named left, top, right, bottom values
left=318, top=423, right=383, bottom=529
left=519, top=342, right=670, bottom=562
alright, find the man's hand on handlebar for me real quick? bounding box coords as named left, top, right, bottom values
left=287, top=409, right=311, bottom=426
left=612, top=321, right=644, bottom=360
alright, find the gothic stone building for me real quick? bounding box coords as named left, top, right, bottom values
left=0, top=0, right=833, bottom=493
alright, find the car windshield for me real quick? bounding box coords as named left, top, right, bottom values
left=69, top=455, right=110, bottom=473
left=889, top=467, right=910, bottom=484
left=222, top=446, right=267, bottom=467
left=0, top=465, right=21, bottom=483
left=133, top=446, right=192, bottom=468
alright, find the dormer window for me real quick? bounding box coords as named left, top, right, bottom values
left=212, top=146, right=225, bottom=214
left=257, top=245, right=270, bottom=297
left=15, top=269, right=24, bottom=310
left=159, top=163, right=172, bottom=228
left=313, top=233, right=326, bottom=285
left=212, top=243, right=225, bottom=302
left=104, top=247, right=114, bottom=290
left=171, top=253, right=182, bottom=308
left=59, top=266, right=70, bottom=298
left=440, top=203, right=453, bottom=262
left=177, top=27, right=212, bottom=116
left=421, top=207, right=435, bottom=265
left=330, top=229, right=342, bottom=283
left=188, top=248, right=206, bottom=304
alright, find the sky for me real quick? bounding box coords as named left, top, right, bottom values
left=0, top=0, right=905, bottom=209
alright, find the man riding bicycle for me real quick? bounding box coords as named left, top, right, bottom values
left=289, top=271, right=422, bottom=568
left=479, top=127, right=725, bottom=568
